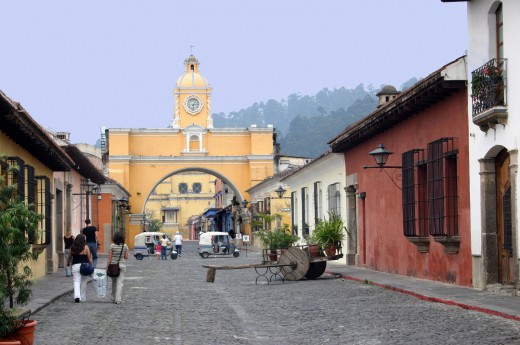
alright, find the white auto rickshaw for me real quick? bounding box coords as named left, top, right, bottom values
left=198, top=231, right=239, bottom=258
left=134, top=232, right=178, bottom=260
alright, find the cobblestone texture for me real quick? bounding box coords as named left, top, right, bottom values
left=33, top=244, right=520, bottom=345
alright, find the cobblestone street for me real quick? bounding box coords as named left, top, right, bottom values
left=33, top=244, right=520, bottom=345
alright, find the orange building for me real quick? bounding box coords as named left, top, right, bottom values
left=105, top=55, right=274, bottom=247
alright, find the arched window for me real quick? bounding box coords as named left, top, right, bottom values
left=189, top=134, right=200, bottom=151
left=178, top=183, right=188, bottom=194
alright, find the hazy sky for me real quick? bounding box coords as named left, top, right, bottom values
left=1, top=1, right=467, bottom=145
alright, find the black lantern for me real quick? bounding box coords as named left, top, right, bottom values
left=82, top=178, right=98, bottom=220
left=369, top=144, right=392, bottom=167
left=275, top=185, right=286, bottom=198
left=241, top=199, right=249, bottom=208
left=363, top=144, right=401, bottom=169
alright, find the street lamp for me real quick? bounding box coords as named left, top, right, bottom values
left=241, top=199, right=249, bottom=209
left=363, top=144, right=402, bottom=190
left=363, top=144, right=402, bottom=169
left=275, top=185, right=286, bottom=198
left=82, top=178, right=98, bottom=220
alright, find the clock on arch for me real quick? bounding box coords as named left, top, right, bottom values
left=184, top=95, right=203, bottom=115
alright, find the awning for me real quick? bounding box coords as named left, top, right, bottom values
left=203, top=208, right=222, bottom=218
left=161, top=206, right=180, bottom=211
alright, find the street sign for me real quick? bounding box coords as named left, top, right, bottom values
left=242, top=235, right=250, bottom=242
left=236, top=233, right=242, bottom=240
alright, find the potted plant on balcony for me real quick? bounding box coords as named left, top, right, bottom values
left=312, top=212, right=349, bottom=257
left=0, top=160, right=43, bottom=344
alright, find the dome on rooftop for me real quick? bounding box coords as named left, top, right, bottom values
left=376, top=85, right=400, bottom=96
left=176, top=54, right=210, bottom=89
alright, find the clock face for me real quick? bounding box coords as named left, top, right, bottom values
left=184, top=96, right=203, bottom=114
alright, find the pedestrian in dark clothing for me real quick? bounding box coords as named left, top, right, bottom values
left=67, top=234, right=93, bottom=303
left=82, top=219, right=99, bottom=268
left=63, top=229, right=75, bottom=277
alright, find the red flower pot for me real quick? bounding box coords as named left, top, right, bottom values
left=11, top=320, right=37, bottom=345
left=0, top=339, right=21, bottom=345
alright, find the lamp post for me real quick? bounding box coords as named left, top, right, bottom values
left=275, top=185, right=286, bottom=198
left=82, top=178, right=98, bottom=221
left=118, top=197, right=130, bottom=233
left=363, top=144, right=402, bottom=190
left=363, top=144, right=402, bottom=169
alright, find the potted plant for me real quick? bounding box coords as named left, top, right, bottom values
left=312, top=212, right=349, bottom=257
left=303, top=234, right=320, bottom=258
left=256, top=228, right=280, bottom=262
left=276, top=224, right=298, bottom=250
left=0, top=159, right=43, bottom=344
left=253, top=213, right=278, bottom=261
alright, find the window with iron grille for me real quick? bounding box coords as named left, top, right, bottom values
left=313, top=181, right=322, bottom=224
left=427, top=138, right=459, bottom=237
left=251, top=202, right=260, bottom=232
left=25, top=165, right=36, bottom=206
left=503, top=186, right=512, bottom=252
left=35, top=176, right=51, bottom=245
left=0, top=159, right=8, bottom=187
left=192, top=182, right=202, bottom=193
left=402, top=149, right=428, bottom=237
left=178, top=183, right=188, bottom=193
left=301, top=187, right=309, bottom=236
left=327, top=183, right=341, bottom=216
left=291, top=191, right=298, bottom=236
left=7, top=157, right=25, bottom=201
left=264, top=197, right=271, bottom=215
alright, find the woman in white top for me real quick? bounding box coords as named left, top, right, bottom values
left=106, top=231, right=129, bottom=304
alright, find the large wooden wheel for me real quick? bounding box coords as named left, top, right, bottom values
left=305, top=261, right=327, bottom=279
left=279, top=247, right=310, bottom=281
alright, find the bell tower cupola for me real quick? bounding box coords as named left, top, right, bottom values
left=185, top=54, right=200, bottom=73
left=172, top=54, right=213, bottom=130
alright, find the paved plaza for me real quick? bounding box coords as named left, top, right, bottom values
left=33, top=243, right=520, bottom=345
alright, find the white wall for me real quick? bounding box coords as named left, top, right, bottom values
left=467, top=0, right=520, bottom=255
left=282, top=153, right=347, bottom=259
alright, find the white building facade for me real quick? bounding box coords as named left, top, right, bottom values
left=458, top=0, right=520, bottom=293
left=281, top=152, right=351, bottom=265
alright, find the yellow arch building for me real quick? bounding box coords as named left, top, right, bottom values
left=105, top=55, right=274, bottom=246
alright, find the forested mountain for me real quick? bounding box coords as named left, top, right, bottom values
left=212, top=79, right=417, bottom=158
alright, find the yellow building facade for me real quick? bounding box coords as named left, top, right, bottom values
left=146, top=172, right=215, bottom=237
left=106, top=55, right=274, bottom=247
left=1, top=91, right=75, bottom=280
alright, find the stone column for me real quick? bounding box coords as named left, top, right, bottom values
left=480, top=157, right=498, bottom=285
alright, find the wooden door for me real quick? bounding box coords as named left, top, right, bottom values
left=496, top=149, right=514, bottom=284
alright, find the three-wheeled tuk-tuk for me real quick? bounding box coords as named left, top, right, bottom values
left=199, top=231, right=239, bottom=258
left=134, top=232, right=178, bottom=260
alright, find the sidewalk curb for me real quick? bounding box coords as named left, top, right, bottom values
left=30, top=279, right=99, bottom=315
left=30, top=288, right=74, bottom=315
left=327, top=270, right=520, bottom=322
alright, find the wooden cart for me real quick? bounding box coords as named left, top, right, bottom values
left=202, top=245, right=343, bottom=284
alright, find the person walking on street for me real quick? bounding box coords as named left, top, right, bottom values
left=67, top=234, right=93, bottom=303
left=106, top=232, right=129, bottom=304
left=173, top=231, right=183, bottom=256
left=82, top=219, right=99, bottom=268
left=160, top=234, right=169, bottom=260
left=63, top=229, right=75, bottom=277
left=155, top=242, right=161, bottom=260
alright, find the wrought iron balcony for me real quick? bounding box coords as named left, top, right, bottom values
left=471, top=58, right=508, bottom=130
